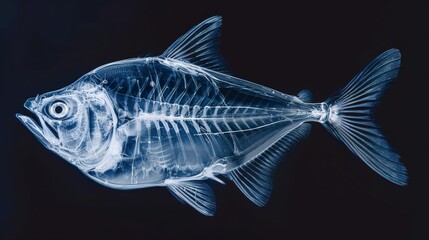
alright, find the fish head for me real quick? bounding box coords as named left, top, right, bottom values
left=17, top=80, right=117, bottom=170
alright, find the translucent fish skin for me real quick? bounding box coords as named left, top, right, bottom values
left=17, top=16, right=407, bottom=216
left=83, top=57, right=321, bottom=187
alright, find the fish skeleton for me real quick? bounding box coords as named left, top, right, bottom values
left=16, top=16, right=407, bottom=216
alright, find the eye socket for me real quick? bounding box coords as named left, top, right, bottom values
left=49, top=101, right=70, bottom=119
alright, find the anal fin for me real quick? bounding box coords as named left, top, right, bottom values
left=166, top=181, right=216, bottom=216
left=227, top=123, right=311, bottom=206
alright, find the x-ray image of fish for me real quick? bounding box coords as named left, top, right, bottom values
left=17, top=16, right=406, bottom=216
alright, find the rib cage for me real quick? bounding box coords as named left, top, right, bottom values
left=87, top=57, right=308, bottom=184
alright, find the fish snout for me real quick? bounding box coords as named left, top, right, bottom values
left=24, top=96, right=39, bottom=111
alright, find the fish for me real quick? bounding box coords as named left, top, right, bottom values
left=16, top=16, right=407, bottom=216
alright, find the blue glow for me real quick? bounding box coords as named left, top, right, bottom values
left=16, top=16, right=407, bottom=216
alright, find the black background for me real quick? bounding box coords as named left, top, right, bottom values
left=0, top=0, right=427, bottom=239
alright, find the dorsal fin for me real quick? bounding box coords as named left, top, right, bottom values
left=227, top=123, right=311, bottom=206
left=161, top=16, right=227, bottom=73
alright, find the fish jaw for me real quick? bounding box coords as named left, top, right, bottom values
left=16, top=98, right=60, bottom=149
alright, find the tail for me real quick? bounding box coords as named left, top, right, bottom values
left=323, top=49, right=407, bottom=186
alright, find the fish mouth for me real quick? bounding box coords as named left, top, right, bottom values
left=16, top=99, right=60, bottom=148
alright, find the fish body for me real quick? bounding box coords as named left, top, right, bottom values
left=85, top=57, right=320, bottom=185
left=17, top=16, right=407, bottom=215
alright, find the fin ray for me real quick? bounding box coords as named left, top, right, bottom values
left=167, top=181, right=216, bottom=216
left=324, top=49, right=407, bottom=185
left=227, top=123, right=311, bottom=206
left=161, top=16, right=227, bottom=73
left=298, top=89, right=313, bottom=102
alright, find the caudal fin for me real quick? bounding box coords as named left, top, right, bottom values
left=323, top=49, right=407, bottom=186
